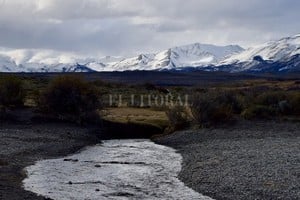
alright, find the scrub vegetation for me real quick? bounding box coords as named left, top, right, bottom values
left=0, top=73, right=299, bottom=132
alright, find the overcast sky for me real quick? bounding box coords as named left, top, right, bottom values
left=0, top=0, right=299, bottom=56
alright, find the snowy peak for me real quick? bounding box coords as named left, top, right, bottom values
left=0, top=34, right=300, bottom=73
left=100, top=43, right=244, bottom=71
left=222, top=34, right=300, bottom=64
left=166, top=43, right=243, bottom=68
left=217, top=33, right=300, bottom=73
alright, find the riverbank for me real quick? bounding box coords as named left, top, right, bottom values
left=1, top=120, right=299, bottom=199
left=0, top=106, right=167, bottom=199
left=154, top=120, right=300, bottom=200
left=0, top=122, right=101, bottom=200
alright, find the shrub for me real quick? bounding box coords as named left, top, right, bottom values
left=255, top=91, right=287, bottom=106
left=253, top=91, right=300, bottom=116
left=38, top=75, right=101, bottom=122
left=190, top=91, right=236, bottom=126
left=166, top=106, right=190, bottom=131
left=288, top=92, right=300, bottom=115
left=241, top=105, right=277, bottom=120
left=216, top=90, right=245, bottom=114
left=0, top=75, right=25, bottom=110
left=278, top=100, right=291, bottom=115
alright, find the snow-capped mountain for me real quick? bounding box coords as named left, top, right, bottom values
left=0, top=48, right=124, bottom=72
left=217, top=34, right=300, bottom=73
left=98, top=43, right=244, bottom=71
left=0, top=34, right=300, bottom=73
left=0, top=44, right=243, bottom=72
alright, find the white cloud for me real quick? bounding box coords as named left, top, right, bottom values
left=0, top=0, right=299, bottom=56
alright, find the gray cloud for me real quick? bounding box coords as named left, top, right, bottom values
left=0, top=0, right=299, bottom=56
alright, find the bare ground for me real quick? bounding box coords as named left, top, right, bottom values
left=155, top=120, right=300, bottom=200
left=0, top=122, right=100, bottom=200
left=1, top=120, right=299, bottom=200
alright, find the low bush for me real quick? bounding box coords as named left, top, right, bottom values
left=0, top=75, right=25, bottom=110
left=288, top=92, right=300, bottom=115
left=190, top=91, right=237, bottom=126
left=217, top=90, right=245, bottom=114
left=251, top=91, right=300, bottom=116
left=38, top=75, right=102, bottom=123
left=166, top=106, right=190, bottom=131
left=255, top=91, right=287, bottom=106
left=241, top=105, right=277, bottom=120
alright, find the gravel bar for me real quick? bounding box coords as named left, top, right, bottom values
left=155, top=121, right=300, bottom=200
left=0, top=122, right=100, bottom=200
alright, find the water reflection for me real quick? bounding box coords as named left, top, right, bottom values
left=23, top=139, right=212, bottom=200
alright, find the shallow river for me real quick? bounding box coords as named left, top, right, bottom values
left=23, top=139, right=212, bottom=200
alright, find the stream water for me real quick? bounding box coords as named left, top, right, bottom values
left=23, top=139, right=212, bottom=200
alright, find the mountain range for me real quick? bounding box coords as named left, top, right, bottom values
left=0, top=34, right=299, bottom=73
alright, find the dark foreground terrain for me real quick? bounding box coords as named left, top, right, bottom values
left=0, top=122, right=100, bottom=200
left=1, top=120, right=299, bottom=200
left=155, top=120, right=300, bottom=200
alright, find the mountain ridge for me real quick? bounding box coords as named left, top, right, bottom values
left=0, top=34, right=299, bottom=73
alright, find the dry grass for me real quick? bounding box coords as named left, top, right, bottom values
left=100, top=107, right=169, bottom=129
left=215, top=79, right=299, bottom=91
left=3, top=73, right=299, bottom=128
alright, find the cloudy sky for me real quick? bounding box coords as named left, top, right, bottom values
left=0, top=0, right=299, bottom=56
